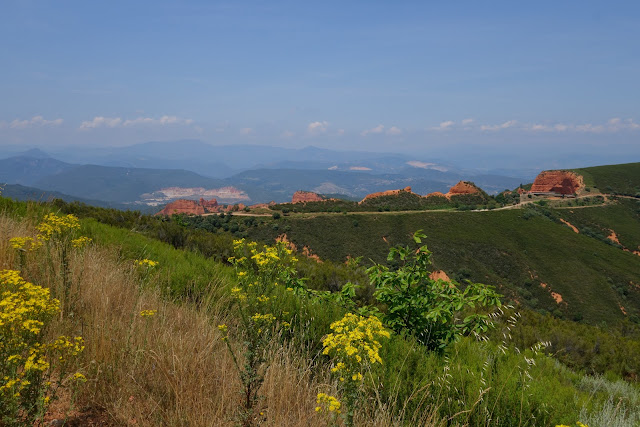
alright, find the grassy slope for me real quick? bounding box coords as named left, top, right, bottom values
left=247, top=208, right=640, bottom=324
left=4, top=196, right=640, bottom=425
left=573, top=162, right=640, bottom=196
left=556, top=199, right=640, bottom=251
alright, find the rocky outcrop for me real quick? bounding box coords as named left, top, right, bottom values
left=200, top=198, right=219, bottom=211
left=360, top=187, right=412, bottom=203
left=292, top=191, right=324, bottom=203
left=156, top=198, right=222, bottom=216
left=425, top=191, right=447, bottom=198
left=530, top=171, right=584, bottom=195
left=424, top=182, right=484, bottom=200
left=447, top=181, right=481, bottom=196
left=156, top=199, right=206, bottom=216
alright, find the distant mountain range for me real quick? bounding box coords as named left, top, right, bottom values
left=0, top=141, right=531, bottom=207
left=0, top=183, right=142, bottom=211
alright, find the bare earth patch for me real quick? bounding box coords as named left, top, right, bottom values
left=551, top=292, right=563, bottom=304
left=429, top=270, right=451, bottom=281
left=559, top=219, right=579, bottom=233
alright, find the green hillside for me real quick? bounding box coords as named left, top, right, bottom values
left=556, top=198, right=640, bottom=251
left=246, top=203, right=640, bottom=325
left=573, top=162, right=640, bottom=196
left=3, top=195, right=640, bottom=426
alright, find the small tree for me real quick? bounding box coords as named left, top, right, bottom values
left=367, top=231, right=501, bottom=352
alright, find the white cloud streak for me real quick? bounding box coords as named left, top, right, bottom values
left=308, top=121, right=329, bottom=134
left=480, top=120, right=518, bottom=131
left=426, top=117, right=640, bottom=133
left=79, top=116, right=122, bottom=130
left=386, top=126, right=402, bottom=135
left=0, top=116, right=64, bottom=129
left=361, top=124, right=385, bottom=136
left=122, top=115, right=194, bottom=127
left=430, top=121, right=455, bottom=131
left=79, top=115, right=194, bottom=130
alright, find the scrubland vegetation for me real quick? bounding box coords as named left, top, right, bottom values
left=573, top=163, right=640, bottom=197
left=2, top=195, right=640, bottom=426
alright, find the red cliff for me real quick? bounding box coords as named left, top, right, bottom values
left=530, top=171, right=584, bottom=195
left=292, top=191, right=324, bottom=203
left=200, top=198, right=219, bottom=211
left=425, top=191, right=447, bottom=198
left=156, top=198, right=221, bottom=216
left=447, top=181, right=481, bottom=196
left=156, top=199, right=206, bottom=216
left=360, top=186, right=412, bottom=203
left=424, top=182, right=483, bottom=200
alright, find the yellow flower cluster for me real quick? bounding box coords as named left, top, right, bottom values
left=315, top=392, right=341, bottom=413
left=231, top=238, right=297, bottom=271
left=8, top=237, right=42, bottom=252
left=556, top=423, right=588, bottom=427
left=140, top=310, right=157, bottom=317
left=135, top=259, right=159, bottom=268
left=50, top=335, right=85, bottom=362
left=217, top=324, right=228, bottom=341
left=36, top=213, right=80, bottom=241
left=230, top=287, right=247, bottom=301
left=322, top=313, right=390, bottom=366
left=0, top=270, right=84, bottom=411
left=251, top=245, right=281, bottom=267
left=71, top=236, right=92, bottom=248
left=72, top=372, right=87, bottom=382
left=251, top=313, right=276, bottom=323
left=0, top=270, right=59, bottom=336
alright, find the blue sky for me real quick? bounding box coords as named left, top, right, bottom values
left=1, top=0, right=639, bottom=167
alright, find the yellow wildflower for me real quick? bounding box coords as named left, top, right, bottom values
left=72, top=372, right=87, bottom=382
left=71, top=236, right=92, bottom=248
left=135, top=259, right=158, bottom=268
left=140, top=310, right=157, bottom=317
left=316, top=393, right=341, bottom=414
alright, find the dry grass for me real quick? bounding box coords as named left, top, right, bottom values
left=0, top=214, right=394, bottom=426
left=1, top=213, right=446, bottom=426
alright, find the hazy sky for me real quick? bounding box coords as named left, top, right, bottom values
left=1, top=0, right=639, bottom=167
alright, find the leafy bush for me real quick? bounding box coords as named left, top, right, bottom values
left=368, top=231, right=502, bottom=351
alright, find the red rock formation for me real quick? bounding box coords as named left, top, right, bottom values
left=360, top=187, right=412, bottom=203
left=156, top=198, right=220, bottom=215
left=530, top=171, right=584, bottom=195
left=156, top=199, right=205, bottom=216
left=200, top=198, right=219, bottom=211
left=425, top=182, right=483, bottom=200
left=447, top=181, right=481, bottom=196
left=292, top=191, right=324, bottom=203
left=425, top=191, right=447, bottom=198
left=517, top=187, right=527, bottom=195
left=221, top=203, right=246, bottom=212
